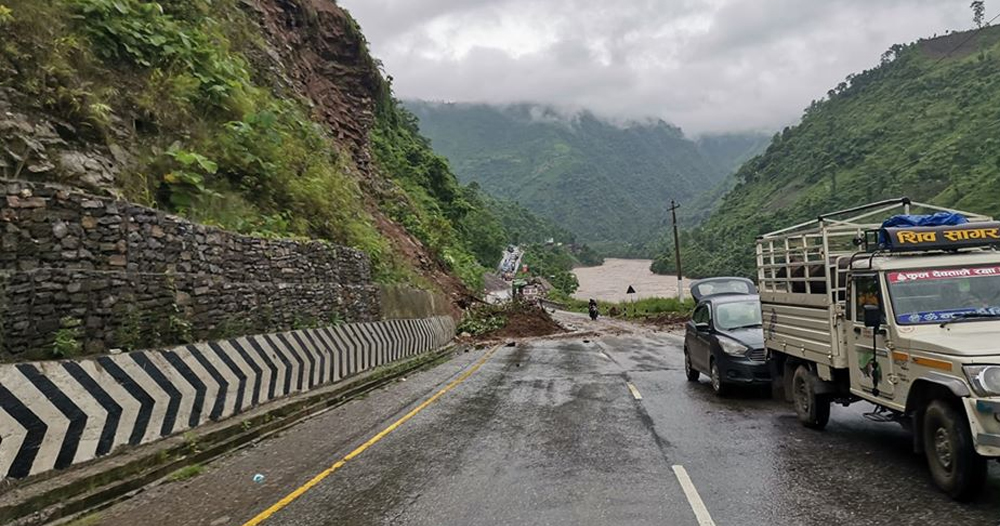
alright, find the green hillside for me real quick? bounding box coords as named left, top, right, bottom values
left=696, top=133, right=772, bottom=178
left=662, top=26, right=1000, bottom=279
left=0, top=0, right=553, bottom=294
left=405, top=101, right=759, bottom=254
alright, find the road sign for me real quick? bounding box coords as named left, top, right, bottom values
left=626, top=285, right=636, bottom=294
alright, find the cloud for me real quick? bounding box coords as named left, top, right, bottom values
left=339, top=0, right=972, bottom=135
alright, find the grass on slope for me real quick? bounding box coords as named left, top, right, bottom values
left=0, top=0, right=532, bottom=291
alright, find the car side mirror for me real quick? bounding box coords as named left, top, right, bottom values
left=863, top=305, right=881, bottom=330
left=695, top=322, right=710, bottom=332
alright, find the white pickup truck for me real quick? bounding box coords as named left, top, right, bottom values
left=758, top=198, right=1000, bottom=500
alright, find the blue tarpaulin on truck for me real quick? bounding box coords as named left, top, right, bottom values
left=878, top=212, right=969, bottom=245
left=881, top=212, right=969, bottom=228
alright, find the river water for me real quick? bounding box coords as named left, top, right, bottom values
left=572, top=258, right=691, bottom=303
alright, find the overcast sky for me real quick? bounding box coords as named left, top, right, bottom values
left=338, top=0, right=976, bottom=135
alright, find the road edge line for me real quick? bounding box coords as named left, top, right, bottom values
left=671, top=465, right=716, bottom=526
left=242, top=343, right=502, bottom=526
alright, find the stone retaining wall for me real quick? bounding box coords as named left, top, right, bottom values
left=0, top=179, right=380, bottom=360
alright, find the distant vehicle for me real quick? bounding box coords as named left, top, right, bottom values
left=758, top=198, right=1000, bottom=500
left=684, top=279, right=768, bottom=396
left=689, top=276, right=757, bottom=302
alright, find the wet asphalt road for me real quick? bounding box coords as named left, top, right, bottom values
left=93, top=326, right=1000, bottom=526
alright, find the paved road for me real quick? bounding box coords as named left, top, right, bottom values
left=92, top=325, right=1000, bottom=526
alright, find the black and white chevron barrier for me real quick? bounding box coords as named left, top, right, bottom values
left=0, top=316, right=455, bottom=480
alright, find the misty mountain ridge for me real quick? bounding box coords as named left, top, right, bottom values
left=405, top=100, right=768, bottom=254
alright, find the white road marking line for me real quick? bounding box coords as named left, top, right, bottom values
left=672, top=465, right=716, bottom=526
left=626, top=381, right=643, bottom=400
left=599, top=351, right=613, bottom=361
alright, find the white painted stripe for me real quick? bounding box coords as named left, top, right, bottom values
left=285, top=331, right=314, bottom=388
left=145, top=351, right=195, bottom=435
left=374, top=322, right=390, bottom=366
left=0, top=402, right=26, bottom=479
left=109, top=355, right=170, bottom=445
left=626, top=382, right=643, bottom=400
left=401, top=319, right=415, bottom=357
left=306, top=329, right=330, bottom=384
left=174, top=347, right=220, bottom=427
left=260, top=335, right=288, bottom=398
left=391, top=320, right=403, bottom=361
left=278, top=333, right=306, bottom=394
left=80, top=360, right=139, bottom=452
left=36, top=362, right=107, bottom=465
left=344, top=324, right=364, bottom=373
left=196, top=343, right=242, bottom=418
left=356, top=323, right=373, bottom=371
left=216, top=340, right=256, bottom=412
left=599, top=351, right=613, bottom=361
left=296, top=331, right=323, bottom=387
left=672, top=465, right=716, bottom=526
left=233, top=337, right=270, bottom=405
left=331, top=325, right=354, bottom=377
left=1, top=367, right=70, bottom=476
left=320, top=328, right=342, bottom=382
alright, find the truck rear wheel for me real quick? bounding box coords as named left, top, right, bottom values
left=922, top=399, right=987, bottom=501
left=792, top=365, right=830, bottom=430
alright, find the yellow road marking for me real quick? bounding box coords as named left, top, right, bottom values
left=626, top=381, right=643, bottom=400
left=241, top=344, right=501, bottom=526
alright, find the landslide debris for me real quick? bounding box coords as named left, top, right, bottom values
left=458, top=301, right=565, bottom=341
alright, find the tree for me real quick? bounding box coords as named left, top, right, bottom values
left=972, top=1, right=985, bottom=28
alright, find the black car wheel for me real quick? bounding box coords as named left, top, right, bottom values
left=684, top=348, right=700, bottom=382
left=792, top=365, right=829, bottom=430
left=710, top=359, right=730, bottom=396
left=922, top=399, right=987, bottom=501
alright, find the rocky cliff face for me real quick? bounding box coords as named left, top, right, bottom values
left=0, top=0, right=382, bottom=193
left=0, top=0, right=475, bottom=308
left=0, top=87, right=122, bottom=193
left=250, top=0, right=381, bottom=170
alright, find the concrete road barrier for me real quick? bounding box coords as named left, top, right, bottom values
left=0, top=316, right=455, bottom=481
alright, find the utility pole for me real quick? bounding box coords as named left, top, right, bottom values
left=669, top=200, right=683, bottom=301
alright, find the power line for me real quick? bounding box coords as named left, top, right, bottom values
left=925, top=11, right=1000, bottom=71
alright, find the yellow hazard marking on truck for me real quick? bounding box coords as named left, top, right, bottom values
left=892, top=352, right=909, bottom=362
left=912, top=356, right=952, bottom=371
left=241, top=344, right=501, bottom=526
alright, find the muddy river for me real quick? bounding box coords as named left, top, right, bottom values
left=572, top=258, right=691, bottom=303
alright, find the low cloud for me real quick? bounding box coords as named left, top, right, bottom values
left=340, top=0, right=972, bottom=135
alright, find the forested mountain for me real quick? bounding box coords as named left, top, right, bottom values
left=655, top=26, right=1000, bottom=278
left=696, top=133, right=772, bottom=177
left=0, top=0, right=550, bottom=295
left=405, top=101, right=762, bottom=254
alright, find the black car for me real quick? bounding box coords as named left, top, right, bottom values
left=684, top=278, right=769, bottom=396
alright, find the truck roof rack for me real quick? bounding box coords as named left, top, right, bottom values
left=755, top=199, right=995, bottom=308
left=759, top=198, right=992, bottom=240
